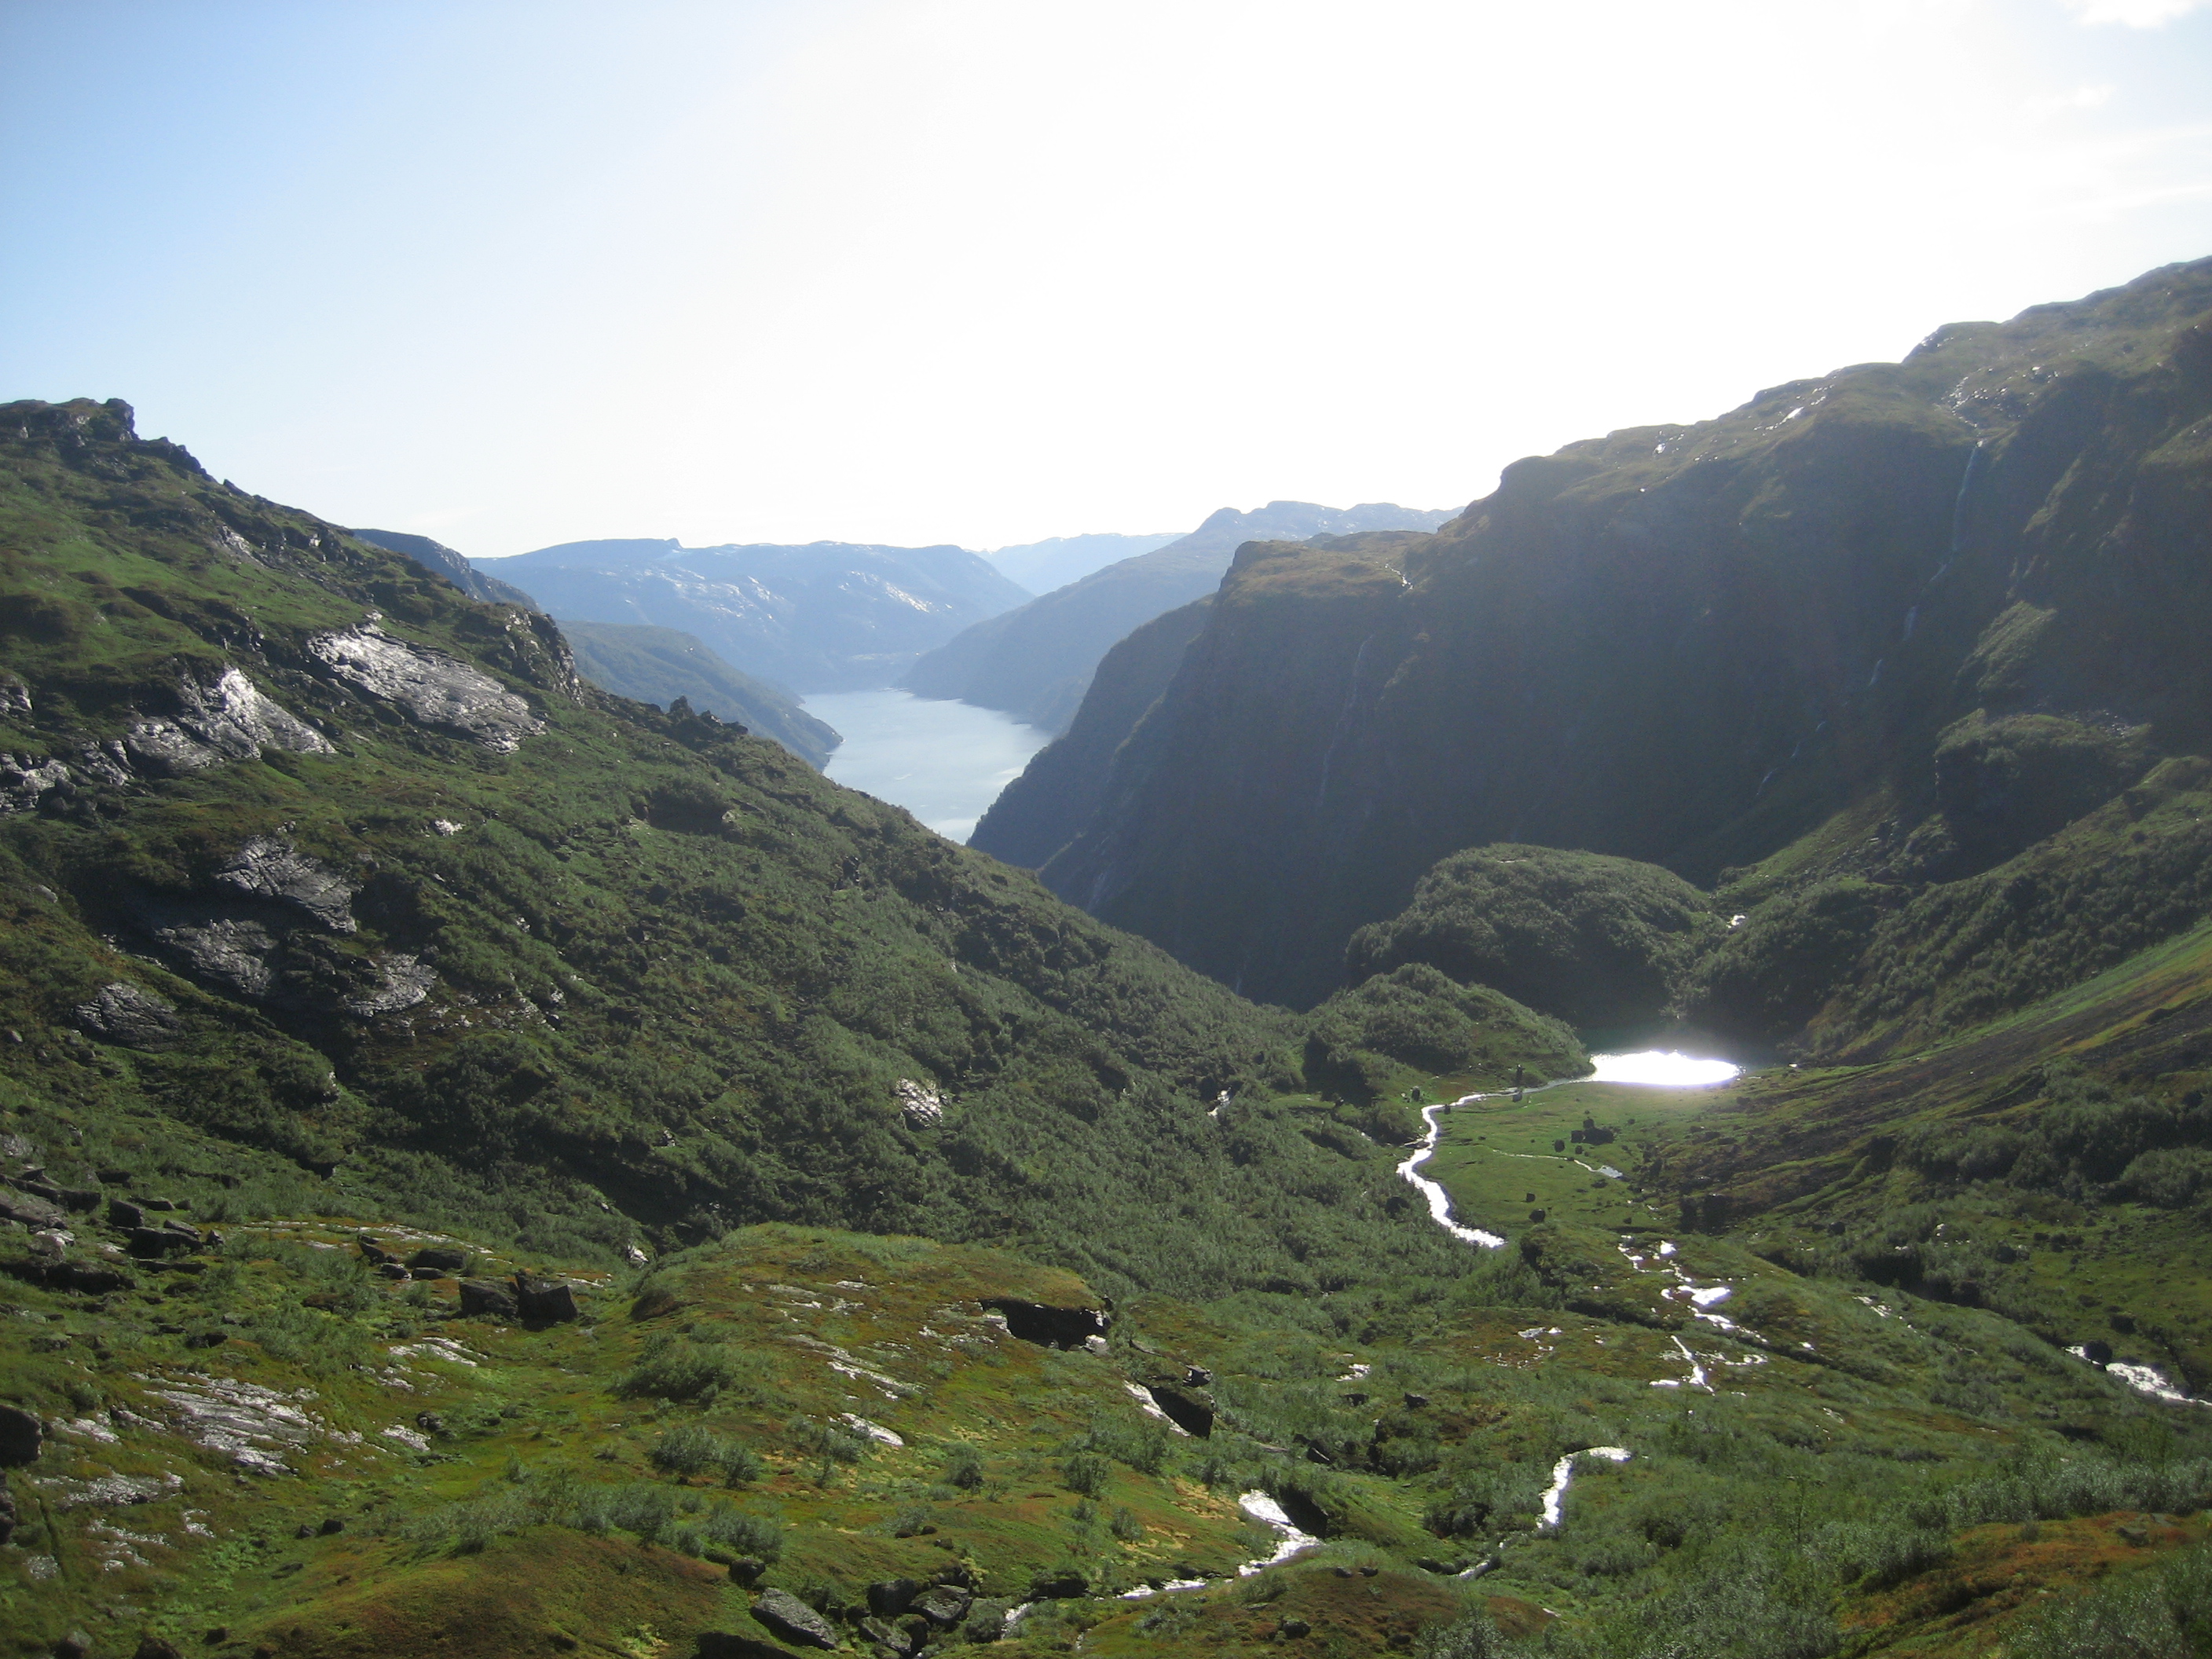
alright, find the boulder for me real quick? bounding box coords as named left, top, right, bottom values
left=133, top=1637, right=185, bottom=1659
left=1028, top=1569, right=1088, bottom=1599
left=0, top=1189, right=66, bottom=1230
left=514, top=1275, right=579, bottom=1323
left=866, top=1578, right=920, bottom=1618
left=458, top=1280, right=518, bottom=1320
left=914, top=1585, right=972, bottom=1627
left=0, top=1404, right=42, bottom=1465
left=749, top=1588, right=838, bottom=1650
left=858, top=1617, right=913, bottom=1657
left=1146, top=1384, right=1214, bottom=1437
left=127, top=1227, right=198, bottom=1259
left=406, top=1246, right=470, bottom=1275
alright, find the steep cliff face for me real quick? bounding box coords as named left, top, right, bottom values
left=1035, top=259, right=2212, bottom=1018
left=969, top=595, right=1213, bottom=867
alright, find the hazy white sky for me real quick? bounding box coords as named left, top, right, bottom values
left=5, top=1, right=2210, bottom=556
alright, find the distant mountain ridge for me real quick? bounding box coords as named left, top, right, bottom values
left=476, top=537, right=1031, bottom=691
left=350, top=526, right=540, bottom=608
left=903, top=500, right=1452, bottom=732
left=983, top=531, right=1181, bottom=593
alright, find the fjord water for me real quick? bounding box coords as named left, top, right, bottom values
left=807, top=688, right=1052, bottom=841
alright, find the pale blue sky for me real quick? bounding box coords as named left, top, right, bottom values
left=5, top=1, right=2211, bottom=556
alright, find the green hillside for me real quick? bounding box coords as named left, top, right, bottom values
left=7, top=385, right=2212, bottom=1659
left=558, top=621, right=840, bottom=768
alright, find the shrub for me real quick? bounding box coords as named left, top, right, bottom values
left=647, top=1422, right=764, bottom=1484
left=1062, top=1452, right=1111, bottom=1497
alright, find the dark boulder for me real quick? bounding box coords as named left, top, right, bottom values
left=867, top=1578, right=920, bottom=1618
left=458, top=1280, right=518, bottom=1320
left=1146, top=1384, right=1214, bottom=1437
left=0, top=1404, right=42, bottom=1465
left=515, top=1275, right=579, bottom=1322
left=57, top=1186, right=99, bottom=1212
left=48, top=1260, right=134, bottom=1295
left=979, top=1296, right=1107, bottom=1349
left=134, top=1639, right=186, bottom=1659
left=127, top=1226, right=197, bottom=1259
left=406, top=1246, right=469, bottom=1275
left=1028, top=1569, right=1089, bottom=1599
left=2081, top=1339, right=2115, bottom=1366
left=749, top=1588, right=838, bottom=1650
left=108, top=1199, right=146, bottom=1229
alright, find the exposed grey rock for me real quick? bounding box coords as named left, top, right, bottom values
left=339, top=951, right=433, bottom=1016
left=72, top=982, right=185, bottom=1051
left=145, top=913, right=281, bottom=1000
left=306, top=622, right=541, bottom=751
left=123, top=667, right=330, bottom=777
left=213, top=837, right=356, bottom=932
left=0, top=753, right=69, bottom=815
left=0, top=675, right=27, bottom=717
left=914, top=1585, right=972, bottom=1625
left=895, top=1078, right=944, bottom=1129
left=750, top=1587, right=839, bottom=1650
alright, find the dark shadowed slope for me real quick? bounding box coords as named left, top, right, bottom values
left=903, top=501, right=1452, bottom=733
left=1033, top=259, right=2212, bottom=1025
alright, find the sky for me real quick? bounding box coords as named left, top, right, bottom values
left=5, top=1, right=2212, bottom=558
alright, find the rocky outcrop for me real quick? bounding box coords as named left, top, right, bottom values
left=347, top=527, right=540, bottom=609
left=979, top=1297, right=1108, bottom=1348
left=123, top=666, right=331, bottom=776
left=0, top=666, right=328, bottom=815
left=306, top=621, right=542, bottom=750
left=71, top=982, right=184, bottom=1050
left=895, top=1078, right=945, bottom=1128
left=212, top=837, right=357, bottom=932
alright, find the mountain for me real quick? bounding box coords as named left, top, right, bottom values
left=1024, top=260, right=2212, bottom=1038
left=558, top=621, right=840, bottom=767
left=902, top=501, right=1453, bottom=734
left=9, top=341, right=2212, bottom=1658
left=984, top=530, right=1181, bottom=594
left=346, top=534, right=839, bottom=767
left=350, top=526, right=540, bottom=608
left=477, top=537, right=1032, bottom=691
